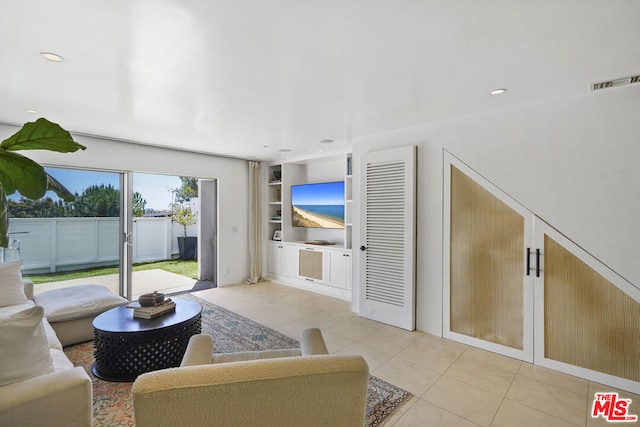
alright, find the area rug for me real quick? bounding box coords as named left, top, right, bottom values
left=64, top=294, right=412, bottom=426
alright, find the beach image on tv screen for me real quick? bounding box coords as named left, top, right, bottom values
left=291, top=181, right=345, bottom=228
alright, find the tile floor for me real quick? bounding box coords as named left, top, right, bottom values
left=191, top=281, right=639, bottom=427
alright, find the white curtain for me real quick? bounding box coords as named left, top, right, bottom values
left=245, top=161, right=263, bottom=284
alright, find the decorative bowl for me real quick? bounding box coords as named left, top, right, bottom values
left=139, top=292, right=165, bottom=307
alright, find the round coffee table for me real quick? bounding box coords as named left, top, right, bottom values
left=92, top=298, right=202, bottom=382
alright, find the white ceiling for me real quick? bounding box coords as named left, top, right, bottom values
left=1, top=1, right=639, bottom=161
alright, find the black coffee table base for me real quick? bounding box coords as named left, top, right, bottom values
left=92, top=314, right=201, bottom=382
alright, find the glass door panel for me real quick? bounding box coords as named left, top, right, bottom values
left=8, top=167, right=123, bottom=297
left=130, top=173, right=199, bottom=300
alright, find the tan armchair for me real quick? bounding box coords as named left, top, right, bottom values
left=132, top=328, right=369, bottom=427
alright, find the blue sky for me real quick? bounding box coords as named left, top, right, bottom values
left=10, top=168, right=184, bottom=210
left=291, top=181, right=344, bottom=205
left=47, top=169, right=119, bottom=195
left=132, top=173, right=183, bottom=210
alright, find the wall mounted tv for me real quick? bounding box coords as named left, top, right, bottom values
left=291, top=181, right=345, bottom=229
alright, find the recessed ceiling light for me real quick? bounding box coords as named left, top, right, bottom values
left=278, top=148, right=292, bottom=153
left=320, top=139, right=334, bottom=144
left=40, top=52, right=64, bottom=62
left=25, top=109, right=39, bottom=114
left=490, top=88, right=507, bottom=95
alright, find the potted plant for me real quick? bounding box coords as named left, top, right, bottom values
left=170, top=177, right=198, bottom=260
left=0, top=118, right=86, bottom=249
left=172, top=203, right=197, bottom=259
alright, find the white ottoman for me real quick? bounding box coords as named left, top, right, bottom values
left=34, top=285, right=129, bottom=346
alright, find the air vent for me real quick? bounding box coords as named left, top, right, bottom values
left=591, top=75, right=640, bottom=91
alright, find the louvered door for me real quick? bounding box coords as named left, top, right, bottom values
left=359, top=146, right=416, bottom=330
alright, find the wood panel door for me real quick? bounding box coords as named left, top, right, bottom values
left=534, top=222, right=640, bottom=394
left=444, top=153, right=534, bottom=362
left=444, top=151, right=640, bottom=394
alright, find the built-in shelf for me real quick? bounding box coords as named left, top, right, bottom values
left=344, top=154, right=353, bottom=250
left=264, top=152, right=353, bottom=299
left=267, top=164, right=283, bottom=242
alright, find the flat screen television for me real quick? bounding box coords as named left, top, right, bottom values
left=291, top=181, right=345, bottom=229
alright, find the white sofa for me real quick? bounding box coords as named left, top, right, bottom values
left=0, top=276, right=93, bottom=427
left=132, top=329, right=370, bottom=427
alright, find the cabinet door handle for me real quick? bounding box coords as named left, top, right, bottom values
left=360, top=246, right=367, bottom=251
left=526, top=248, right=531, bottom=276
left=536, top=249, right=541, bottom=278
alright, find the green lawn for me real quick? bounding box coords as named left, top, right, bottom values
left=26, top=259, right=198, bottom=284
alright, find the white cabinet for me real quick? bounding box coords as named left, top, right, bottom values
left=326, top=248, right=352, bottom=290
left=266, top=242, right=352, bottom=300
left=267, top=242, right=283, bottom=275
left=282, top=243, right=299, bottom=277
left=268, top=242, right=298, bottom=277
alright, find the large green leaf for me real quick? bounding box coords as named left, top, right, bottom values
left=0, top=159, right=75, bottom=248
left=46, top=172, right=75, bottom=201
left=0, top=118, right=84, bottom=248
left=1, top=118, right=86, bottom=153
left=0, top=150, right=48, bottom=199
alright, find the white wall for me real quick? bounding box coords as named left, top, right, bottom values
left=352, top=86, right=640, bottom=335
left=0, top=125, right=249, bottom=286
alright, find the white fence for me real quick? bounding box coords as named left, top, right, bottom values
left=5, top=217, right=197, bottom=274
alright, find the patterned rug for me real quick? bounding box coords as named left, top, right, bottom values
left=64, top=294, right=412, bottom=426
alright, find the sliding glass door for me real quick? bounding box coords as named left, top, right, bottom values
left=7, top=167, right=218, bottom=301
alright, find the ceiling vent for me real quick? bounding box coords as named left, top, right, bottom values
left=591, top=75, right=640, bottom=91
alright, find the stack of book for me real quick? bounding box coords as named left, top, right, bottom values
left=133, top=299, right=176, bottom=319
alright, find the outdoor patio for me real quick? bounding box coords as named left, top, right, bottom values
left=31, top=269, right=198, bottom=301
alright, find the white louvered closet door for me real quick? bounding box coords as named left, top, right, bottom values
left=359, top=146, right=416, bottom=330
